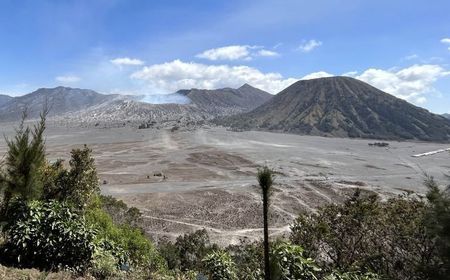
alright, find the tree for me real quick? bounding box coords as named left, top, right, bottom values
left=257, top=166, right=274, bottom=280
left=424, top=176, right=450, bottom=279
left=0, top=110, right=47, bottom=215
left=64, top=145, right=100, bottom=210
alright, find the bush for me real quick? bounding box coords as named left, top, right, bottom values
left=290, top=189, right=439, bottom=279
left=159, top=229, right=216, bottom=272
left=86, top=207, right=165, bottom=271
left=324, top=271, right=381, bottom=280
left=270, top=241, right=321, bottom=280
left=227, top=241, right=264, bottom=280
left=0, top=200, right=96, bottom=271
left=202, top=250, right=237, bottom=280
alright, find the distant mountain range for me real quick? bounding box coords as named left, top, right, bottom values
left=0, top=84, right=270, bottom=124
left=218, top=76, right=450, bottom=141
left=0, top=87, right=121, bottom=121
left=1, top=78, right=450, bottom=141
left=0, top=94, right=13, bottom=107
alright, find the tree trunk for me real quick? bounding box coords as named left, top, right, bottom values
left=263, top=190, right=271, bottom=280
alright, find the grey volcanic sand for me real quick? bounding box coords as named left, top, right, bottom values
left=1, top=123, right=449, bottom=244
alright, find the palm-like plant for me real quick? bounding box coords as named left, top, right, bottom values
left=258, top=166, right=274, bottom=280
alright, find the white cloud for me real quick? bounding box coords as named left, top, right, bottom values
left=297, top=39, right=322, bottom=52
left=130, top=58, right=448, bottom=106
left=196, top=45, right=252, bottom=61
left=301, top=71, right=333, bottom=80
left=131, top=59, right=297, bottom=94
left=356, top=64, right=450, bottom=104
left=110, top=57, right=144, bottom=66
left=196, top=45, right=280, bottom=61
left=55, top=75, right=81, bottom=83
left=440, top=38, right=450, bottom=44
left=256, top=49, right=280, bottom=57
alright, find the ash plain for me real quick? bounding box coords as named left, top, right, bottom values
left=1, top=123, right=448, bottom=245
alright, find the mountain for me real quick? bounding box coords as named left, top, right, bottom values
left=179, top=83, right=272, bottom=115
left=0, top=94, right=12, bottom=107
left=0, top=87, right=120, bottom=121
left=442, top=113, right=450, bottom=120
left=55, top=84, right=271, bottom=126
left=219, top=76, right=450, bottom=141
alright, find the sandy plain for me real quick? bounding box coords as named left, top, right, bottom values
left=0, top=123, right=449, bottom=244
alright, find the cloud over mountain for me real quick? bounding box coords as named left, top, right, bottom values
left=131, top=59, right=297, bottom=94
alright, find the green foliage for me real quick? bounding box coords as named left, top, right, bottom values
left=227, top=241, right=264, bottom=280
left=0, top=112, right=47, bottom=212
left=0, top=200, right=96, bottom=271
left=324, top=271, right=381, bottom=280
left=270, top=242, right=321, bottom=280
left=85, top=207, right=165, bottom=271
left=99, top=195, right=143, bottom=227
left=257, top=166, right=274, bottom=194
left=63, top=145, right=100, bottom=209
left=290, top=189, right=439, bottom=279
left=424, top=176, right=450, bottom=278
left=202, top=250, right=237, bottom=280
left=160, top=229, right=215, bottom=272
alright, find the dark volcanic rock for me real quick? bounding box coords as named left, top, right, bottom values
left=219, top=76, right=450, bottom=141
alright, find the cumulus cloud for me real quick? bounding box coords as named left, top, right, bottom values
left=196, top=45, right=252, bottom=61
left=131, top=59, right=297, bottom=93
left=297, top=39, right=322, bottom=52
left=110, top=57, right=144, bottom=66
left=130, top=57, right=448, bottom=105
left=55, top=75, right=81, bottom=83
left=196, top=45, right=280, bottom=61
left=355, top=64, right=450, bottom=104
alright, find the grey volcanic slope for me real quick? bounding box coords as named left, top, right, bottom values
left=0, top=94, right=12, bottom=107
left=53, top=84, right=272, bottom=125
left=219, top=76, right=450, bottom=141
left=180, top=83, right=272, bottom=115
left=0, top=87, right=119, bottom=121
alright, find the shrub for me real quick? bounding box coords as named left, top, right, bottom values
left=270, top=241, right=321, bottom=280
left=290, top=189, right=439, bottom=279
left=202, top=250, right=237, bottom=280
left=86, top=207, right=165, bottom=271
left=227, top=241, right=264, bottom=280
left=0, top=200, right=96, bottom=271
left=324, top=271, right=381, bottom=280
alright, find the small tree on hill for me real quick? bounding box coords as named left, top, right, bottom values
left=0, top=110, right=47, bottom=215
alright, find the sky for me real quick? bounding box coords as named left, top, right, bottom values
left=0, top=0, right=450, bottom=113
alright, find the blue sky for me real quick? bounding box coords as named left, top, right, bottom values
left=0, top=0, right=450, bottom=113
